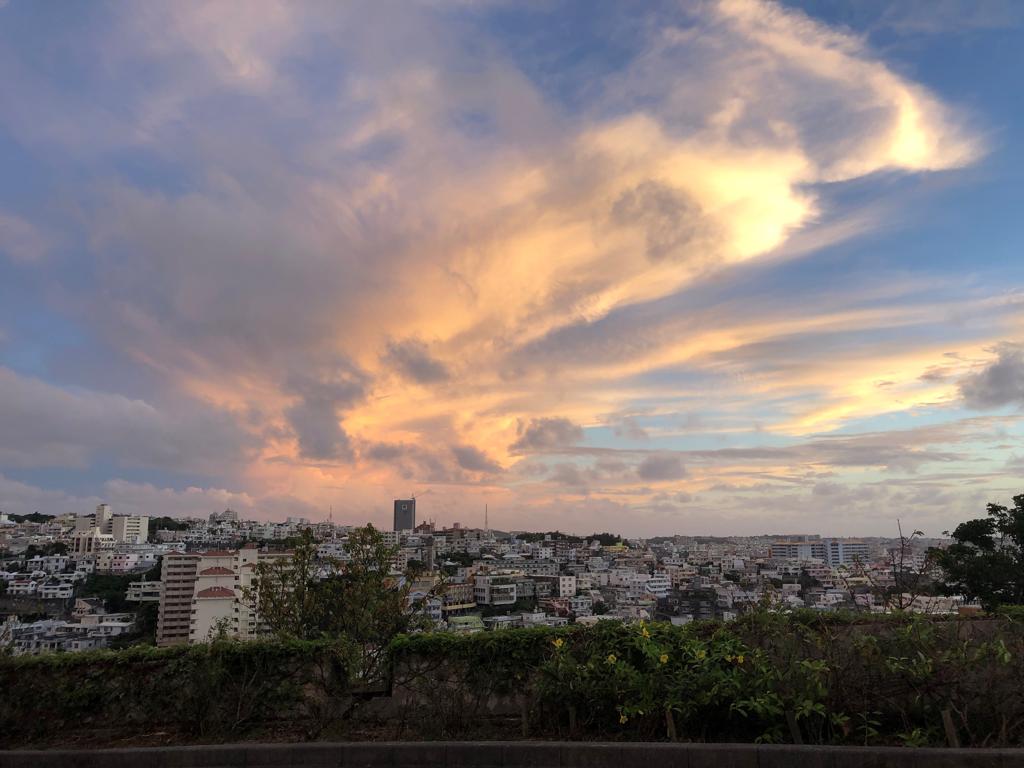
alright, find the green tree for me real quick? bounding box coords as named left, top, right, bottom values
left=247, top=525, right=436, bottom=679
left=932, top=494, right=1024, bottom=610
left=147, top=516, right=190, bottom=541
left=245, top=529, right=325, bottom=641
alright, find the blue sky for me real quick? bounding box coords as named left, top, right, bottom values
left=0, top=0, right=1022, bottom=536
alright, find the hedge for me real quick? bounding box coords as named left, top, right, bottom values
left=5, top=613, right=1024, bottom=748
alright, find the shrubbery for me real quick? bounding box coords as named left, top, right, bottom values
left=0, top=639, right=353, bottom=746
left=4, top=613, right=1024, bottom=748
left=391, top=613, right=1024, bottom=746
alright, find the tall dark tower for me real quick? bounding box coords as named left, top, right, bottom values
left=393, top=498, right=416, bottom=531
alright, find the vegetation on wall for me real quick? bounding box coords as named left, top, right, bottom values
left=2, top=611, right=1024, bottom=748
left=390, top=613, right=1024, bottom=747
left=0, top=639, right=352, bottom=746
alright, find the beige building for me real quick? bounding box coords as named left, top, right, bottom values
left=156, top=551, right=202, bottom=645
left=73, top=504, right=149, bottom=554
left=156, top=546, right=289, bottom=646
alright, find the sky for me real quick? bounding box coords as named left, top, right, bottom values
left=0, top=0, right=1022, bottom=537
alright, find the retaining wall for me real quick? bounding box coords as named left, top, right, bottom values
left=2, top=741, right=1024, bottom=768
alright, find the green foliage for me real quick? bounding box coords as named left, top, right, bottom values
left=933, top=494, right=1024, bottom=610
left=247, top=525, right=434, bottom=681
left=22, top=542, right=69, bottom=559
left=589, top=532, right=623, bottom=546
left=393, top=613, right=1024, bottom=746
left=515, top=531, right=584, bottom=543
left=149, top=516, right=190, bottom=533
left=5, top=615, right=1024, bottom=747
left=0, top=639, right=353, bottom=746
left=440, top=551, right=476, bottom=570
left=78, top=559, right=160, bottom=613
left=79, top=574, right=134, bottom=612
left=5, top=512, right=54, bottom=524
left=108, top=602, right=160, bottom=649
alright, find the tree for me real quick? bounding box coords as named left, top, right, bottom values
left=7, top=512, right=53, bottom=524
left=932, top=494, right=1024, bottom=610
left=245, top=529, right=325, bottom=641
left=247, top=525, right=437, bottom=679
left=148, top=516, right=190, bottom=541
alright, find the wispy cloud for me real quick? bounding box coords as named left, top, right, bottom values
left=0, top=0, right=1007, bottom=533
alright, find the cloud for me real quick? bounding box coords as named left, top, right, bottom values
left=959, top=343, right=1024, bottom=409
left=451, top=444, right=502, bottom=474
left=610, top=181, right=711, bottom=262
left=0, top=367, right=256, bottom=473
left=613, top=417, right=649, bottom=440
left=510, top=418, right=585, bottom=453
left=284, top=361, right=368, bottom=462
left=0, top=212, right=50, bottom=262
left=636, top=453, right=687, bottom=481
left=383, top=339, right=450, bottom=384
left=0, top=0, right=998, bottom=535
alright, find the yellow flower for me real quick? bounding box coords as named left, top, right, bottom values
left=736, top=654, right=745, bottom=664
left=725, top=655, right=735, bottom=663
left=552, top=638, right=564, bottom=649
left=619, top=713, right=628, bottom=724
left=641, top=627, right=651, bottom=639
left=659, top=654, right=669, bottom=664
left=695, top=649, right=707, bottom=660
left=606, top=653, right=617, bottom=664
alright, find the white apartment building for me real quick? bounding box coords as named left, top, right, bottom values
left=38, top=582, right=74, bottom=599
left=110, top=515, right=149, bottom=544
left=770, top=539, right=870, bottom=567
left=156, top=546, right=289, bottom=646
left=72, top=504, right=149, bottom=553
left=645, top=573, right=671, bottom=599
left=474, top=572, right=519, bottom=605
left=25, top=555, right=70, bottom=574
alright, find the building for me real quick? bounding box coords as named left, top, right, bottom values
left=474, top=571, right=519, bottom=605
left=825, top=540, right=870, bottom=567
left=394, top=499, right=416, bottom=532
left=441, top=581, right=477, bottom=616
left=110, top=515, right=149, bottom=544
left=72, top=504, right=149, bottom=552
left=156, top=546, right=289, bottom=646
left=770, top=540, right=826, bottom=561
left=156, top=551, right=202, bottom=645
left=209, top=509, right=239, bottom=523
left=126, top=580, right=163, bottom=602
left=770, top=538, right=870, bottom=567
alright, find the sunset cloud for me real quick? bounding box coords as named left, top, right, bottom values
left=0, top=0, right=1013, bottom=535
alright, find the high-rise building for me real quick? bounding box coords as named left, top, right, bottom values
left=156, top=551, right=202, bottom=645
left=156, top=546, right=289, bottom=646
left=393, top=498, right=416, bottom=531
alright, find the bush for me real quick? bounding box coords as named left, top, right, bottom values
left=4, top=615, right=1024, bottom=748
left=0, top=639, right=353, bottom=746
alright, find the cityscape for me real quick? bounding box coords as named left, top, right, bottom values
left=0, top=499, right=972, bottom=655
left=2, top=0, right=1024, bottom=760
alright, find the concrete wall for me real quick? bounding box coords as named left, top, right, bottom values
left=2, top=741, right=1024, bottom=768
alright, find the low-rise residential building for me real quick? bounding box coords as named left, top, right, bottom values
left=127, top=580, right=163, bottom=602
